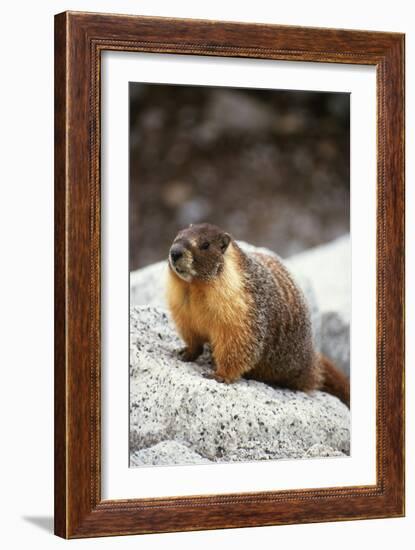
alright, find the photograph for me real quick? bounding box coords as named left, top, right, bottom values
left=50, top=8, right=404, bottom=539
left=128, top=82, right=351, bottom=468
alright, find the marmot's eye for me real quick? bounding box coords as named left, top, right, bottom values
left=200, top=241, right=210, bottom=250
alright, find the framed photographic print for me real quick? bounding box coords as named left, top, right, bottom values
left=54, top=11, right=405, bottom=538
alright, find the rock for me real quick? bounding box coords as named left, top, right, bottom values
left=130, top=261, right=167, bottom=309
left=130, top=441, right=212, bottom=466
left=129, top=237, right=350, bottom=466
left=287, top=236, right=350, bottom=376
left=304, top=444, right=346, bottom=458
left=285, top=235, right=351, bottom=324
left=130, top=306, right=350, bottom=466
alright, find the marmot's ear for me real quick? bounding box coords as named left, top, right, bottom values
left=220, top=233, right=231, bottom=253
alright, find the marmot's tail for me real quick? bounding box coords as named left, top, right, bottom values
left=318, top=354, right=350, bottom=408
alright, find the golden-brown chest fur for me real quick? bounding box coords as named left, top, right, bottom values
left=166, top=244, right=252, bottom=346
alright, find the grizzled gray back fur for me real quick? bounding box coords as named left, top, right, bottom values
left=234, top=242, right=321, bottom=390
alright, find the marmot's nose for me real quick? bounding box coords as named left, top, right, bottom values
left=170, top=246, right=183, bottom=263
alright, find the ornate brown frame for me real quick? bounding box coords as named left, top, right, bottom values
left=54, top=11, right=405, bottom=538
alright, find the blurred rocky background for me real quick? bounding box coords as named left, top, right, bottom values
left=129, top=83, right=349, bottom=270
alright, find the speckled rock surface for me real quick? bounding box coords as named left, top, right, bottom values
left=130, top=261, right=168, bottom=310
left=129, top=306, right=350, bottom=466
left=130, top=441, right=212, bottom=466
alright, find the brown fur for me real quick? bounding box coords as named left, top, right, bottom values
left=318, top=354, right=350, bottom=407
left=166, top=223, right=350, bottom=407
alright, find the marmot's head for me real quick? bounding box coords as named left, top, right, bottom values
left=168, top=223, right=231, bottom=282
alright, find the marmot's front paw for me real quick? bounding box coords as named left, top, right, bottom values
left=213, top=373, right=232, bottom=384
left=178, top=347, right=202, bottom=362
left=203, top=371, right=233, bottom=384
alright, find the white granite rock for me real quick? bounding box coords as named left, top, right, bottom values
left=130, top=441, right=212, bottom=466
left=287, top=236, right=350, bottom=376
left=129, top=306, right=350, bottom=466
left=129, top=237, right=351, bottom=466
left=130, top=261, right=168, bottom=310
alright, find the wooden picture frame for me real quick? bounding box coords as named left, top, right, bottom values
left=54, top=11, right=405, bottom=538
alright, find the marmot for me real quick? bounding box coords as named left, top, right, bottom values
left=166, top=223, right=350, bottom=407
